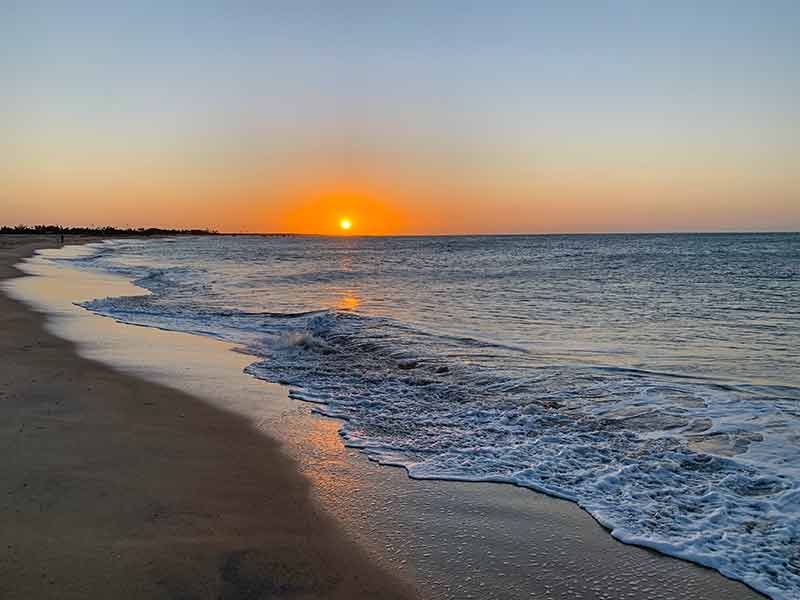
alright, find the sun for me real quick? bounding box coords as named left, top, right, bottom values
left=339, top=218, right=352, bottom=231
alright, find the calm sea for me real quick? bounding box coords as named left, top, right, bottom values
left=56, top=233, right=799, bottom=599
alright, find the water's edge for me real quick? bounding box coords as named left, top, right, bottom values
left=29, top=237, right=782, bottom=598
left=41, top=241, right=780, bottom=600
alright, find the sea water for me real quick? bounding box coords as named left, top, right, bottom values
left=51, top=233, right=799, bottom=599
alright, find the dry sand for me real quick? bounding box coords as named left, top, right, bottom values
left=0, top=235, right=416, bottom=599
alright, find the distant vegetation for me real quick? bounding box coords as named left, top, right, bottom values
left=0, top=225, right=218, bottom=236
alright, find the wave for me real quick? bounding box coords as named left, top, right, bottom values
left=252, top=314, right=799, bottom=599
left=53, top=238, right=800, bottom=600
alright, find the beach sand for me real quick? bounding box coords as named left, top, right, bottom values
left=1, top=236, right=766, bottom=600
left=0, top=236, right=416, bottom=599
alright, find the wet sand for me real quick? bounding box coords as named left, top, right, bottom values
left=1, top=236, right=766, bottom=600
left=0, top=236, right=416, bottom=599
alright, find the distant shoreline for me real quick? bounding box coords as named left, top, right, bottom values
left=0, top=226, right=218, bottom=237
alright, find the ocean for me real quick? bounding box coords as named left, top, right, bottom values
left=53, top=233, right=799, bottom=599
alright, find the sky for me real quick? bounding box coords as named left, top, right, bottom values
left=2, top=1, right=798, bottom=234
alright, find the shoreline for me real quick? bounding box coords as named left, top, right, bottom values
left=0, top=236, right=417, bottom=599
left=2, top=236, right=768, bottom=599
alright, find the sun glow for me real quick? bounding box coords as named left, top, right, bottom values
left=275, top=177, right=407, bottom=235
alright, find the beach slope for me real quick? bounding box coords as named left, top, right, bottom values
left=0, top=236, right=415, bottom=599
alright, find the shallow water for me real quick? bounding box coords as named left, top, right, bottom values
left=49, top=233, right=799, bottom=599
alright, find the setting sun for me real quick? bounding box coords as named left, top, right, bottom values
left=340, top=218, right=352, bottom=231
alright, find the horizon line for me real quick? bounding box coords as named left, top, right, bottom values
left=2, top=225, right=799, bottom=238
left=225, top=229, right=799, bottom=237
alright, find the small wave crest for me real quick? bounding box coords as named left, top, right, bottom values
left=274, top=331, right=337, bottom=354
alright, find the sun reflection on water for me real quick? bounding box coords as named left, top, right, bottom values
left=337, top=292, right=360, bottom=311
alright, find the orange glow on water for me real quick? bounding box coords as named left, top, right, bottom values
left=337, top=292, right=360, bottom=311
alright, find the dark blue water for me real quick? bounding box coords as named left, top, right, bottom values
left=56, top=233, right=799, bottom=599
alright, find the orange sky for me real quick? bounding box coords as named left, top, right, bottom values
left=2, top=3, right=799, bottom=234
left=4, top=135, right=797, bottom=235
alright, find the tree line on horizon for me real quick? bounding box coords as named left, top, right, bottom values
left=0, top=225, right=218, bottom=236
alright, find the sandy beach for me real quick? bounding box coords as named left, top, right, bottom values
left=1, top=236, right=770, bottom=600
left=0, top=236, right=416, bottom=599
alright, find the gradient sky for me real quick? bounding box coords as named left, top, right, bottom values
left=2, top=1, right=798, bottom=234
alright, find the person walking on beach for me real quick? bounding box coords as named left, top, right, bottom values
left=59, top=228, right=64, bottom=245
